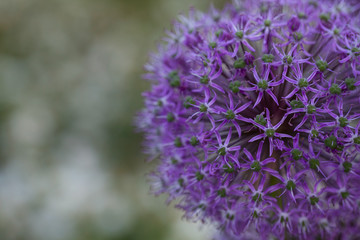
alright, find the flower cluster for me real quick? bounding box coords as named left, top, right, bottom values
left=137, top=0, right=360, bottom=239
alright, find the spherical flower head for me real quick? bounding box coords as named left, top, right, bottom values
left=137, top=0, right=360, bottom=239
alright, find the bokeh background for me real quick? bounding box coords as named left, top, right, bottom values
left=0, top=0, right=228, bottom=239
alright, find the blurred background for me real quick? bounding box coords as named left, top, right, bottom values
left=0, top=0, right=227, bottom=239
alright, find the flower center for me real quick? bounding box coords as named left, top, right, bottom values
left=258, top=80, right=269, bottom=90
left=298, top=78, right=308, bottom=88
left=236, top=31, right=244, bottom=39
left=251, top=161, right=261, bottom=172
left=264, top=19, right=271, bottom=27
left=291, top=149, right=302, bottom=160
left=265, top=128, right=275, bottom=137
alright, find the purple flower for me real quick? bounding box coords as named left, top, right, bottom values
left=137, top=0, right=360, bottom=239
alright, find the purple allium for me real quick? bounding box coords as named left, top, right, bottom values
left=137, top=0, right=360, bottom=239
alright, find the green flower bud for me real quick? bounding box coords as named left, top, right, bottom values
left=290, top=100, right=304, bottom=109
left=195, top=171, right=204, bottom=181
left=342, top=161, right=352, bottom=173
left=217, top=188, right=226, bottom=197
left=200, top=75, right=209, bottom=84
left=265, top=128, right=275, bottom=137
left=209, top=42, right=217, bottom=49
left=309, top=158, right=320, bottom=170
left=324, top=135, right=337, bottom=150
left=262, top=54, right=274, bottom=63
left=307, top=105, right=316, bottom=114
left=316, top=60, right=328, bottom=72
left=291, top=149, right=303, bottom=160
left=229, top=81, right=241, bottom=93
left=190, top=136, right=199, bottom=146
left=199, top=104, right=208, bottom=112
left=174, top=137, right=183, bottom=147
left=330, top=84, right=341, bottom=95
left=234, top=58, right=246, bottom=69
left=236, top=31, right=244, bottom=39
left=167, top=113, right=175, bottom=122
left=255, top=114, right=267, bottom=126
left=298, top=78, right=309, bottom=88
left=218, top=147, right=226, bottom=156
left=264, top=19, right=271, bottom=27
left=225, top=109, right=236, bottom=119
left=338, top=117, right=348, bottom=127
left=183, top=96, right=195, bottom=108
left=251, top=161, right=261, bottom=172
left=258, top=80, right=269, bottom=89
left=286, top=180, right=296, bottom=190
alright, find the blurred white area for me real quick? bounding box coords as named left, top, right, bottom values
left=0, top=0, right=222, bottom=239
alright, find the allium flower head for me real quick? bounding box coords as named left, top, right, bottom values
left=137, top=0, right=360, bottom=239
